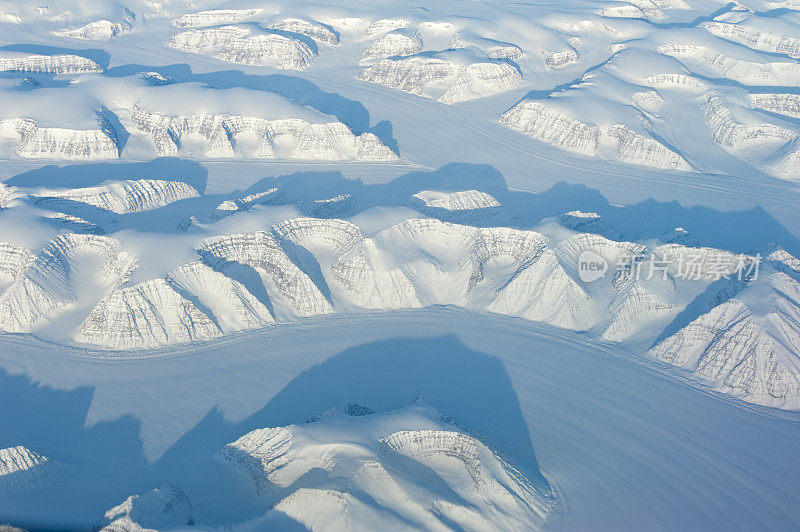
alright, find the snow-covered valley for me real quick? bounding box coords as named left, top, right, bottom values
left=1, top=0, right=799, bottom=529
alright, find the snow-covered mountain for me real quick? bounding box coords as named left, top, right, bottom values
left=1, top=0, right=799, bottom=529
left=217, top=401, right=554, bottom=530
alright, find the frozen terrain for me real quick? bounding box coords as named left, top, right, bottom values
left=217, top=401, right=553, bottom=530
left=0, top=0, right=799, bottom=529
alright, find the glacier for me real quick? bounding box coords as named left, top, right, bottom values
left=0, top=0, right=799, bottom=529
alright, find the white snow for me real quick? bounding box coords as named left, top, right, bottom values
left=33, top=179, right=200, bottom=214
left=128, top=106, right=397, bottom=161
left=0, top=53, right=102, bottom=74
left=0, top=446, right=51, bottom=492
left=95, top=485, right=193, bottom=531
left=217, top=402, right=553, bottom=530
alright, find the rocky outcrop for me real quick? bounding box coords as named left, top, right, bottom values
left=211, top=188, right=284, bottom=220
left=216, top=402, right=553, bottom=530
left=650, top=259, right=800, bottom=409
left=54, top=11, right=134, bottom=40
left=173, top=9, right=263, bottom=28
left=0, top=234, right=134, bottom=333
left=42, top=212, right=105, bottom=234
left=704, top=21, right=800, bottom=60
left=0, top=118, right=119, bottom=160
left=500, top=101, right=600, bottom=156
left=33, top=179, right=200, bottom=214
left=269, top=18, right=339, bottom=46
left=359, top=32, right=421, bottom=63
left=500, top=102, right=693, bottom=170
left=74, top=278, right=221, bottom=349
left=95, top=485, right=193, bottom=531
left=128, top=107, right=397, bottom=161
left=0, top=446, right=51, bottom=492
left=750, top=93, right=800, bottom=119
left=198, top=231, right=334, bottom=319
left=168, top=25, right=316, bottom=70
left=0, top=53, right=102, bottom=74
left=358, top=55, right=521, bottom=104
left=409, top=189, right=502, bottom=222
left=659, top=44, right=800, bottom=86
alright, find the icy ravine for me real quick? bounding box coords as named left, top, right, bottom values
left=216, top=402, right=554, bottom=531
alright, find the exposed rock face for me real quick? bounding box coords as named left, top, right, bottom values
left=269, top=18, right=339, bottom=46
left=0, top=183, right=19, bottom=210
left=42, top=212, right=105, bottom=234
left=540, top=48, right=580, bottom=69
left=168, top=25, right=316, bottom=70
left=33, top=179, right=200, bottom=214
left=298, top=194, right=355, bottom=217
left=198, top=231, right=335, bottom=320
left=0, top=243, right=35, bottom=293
left=607, top=124, right=691, bottom=171
left=0, top=446, right=51, bottom=492
left=750, top=93, right=800, bottom=119
left=500, top=101, right=600, bottom=156
left=500, top=102, right=692, bottom=170
left=0, top=53, right=102, bottom=74
left=358, top=55, right=521, bottom=104
left=0, top=118, right=119, bottom=160
left=0, top=234, right=134, bottom=333
left=409, top=189, right=502, bottom=222
left=558, top=211, right=619, bottom=239
left=704, top=21, right=800, bottom=60
left=357, top=56, right=454, bottom=96
left=600, top=265, right=677, bottom=342
left=651, top=269, right=800, bottom=410
left=359, top=32, right=422, bottom=63
left=166, top=261, right=274, bottom=333
left=216, top=402, right=553, bottom=530
left=210, top=188, right=284, bottom=220
left=173, top=9, right=263, bottom=28
left=658, top=44, right=800, bottom=86
left=598, top=0, right=689, bottom=20
left=128, top=107, right=397, bottom=161
left=74, top=278, right=222, bottom=349
left=54, top=11, right=134, bottom=40
left=439, top=62, right=522, bottom=104
left=701, top=93, right=798, bottom=180
left=95, top=485, right=193, bottom=532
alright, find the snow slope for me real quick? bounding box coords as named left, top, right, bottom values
left=95, top=485, right=193, bottom=531
left=0, top=446, right=51, bottom=492
left=1, top=0, right=800, bottom=529
left=217, top=401, right=553, bottom=531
